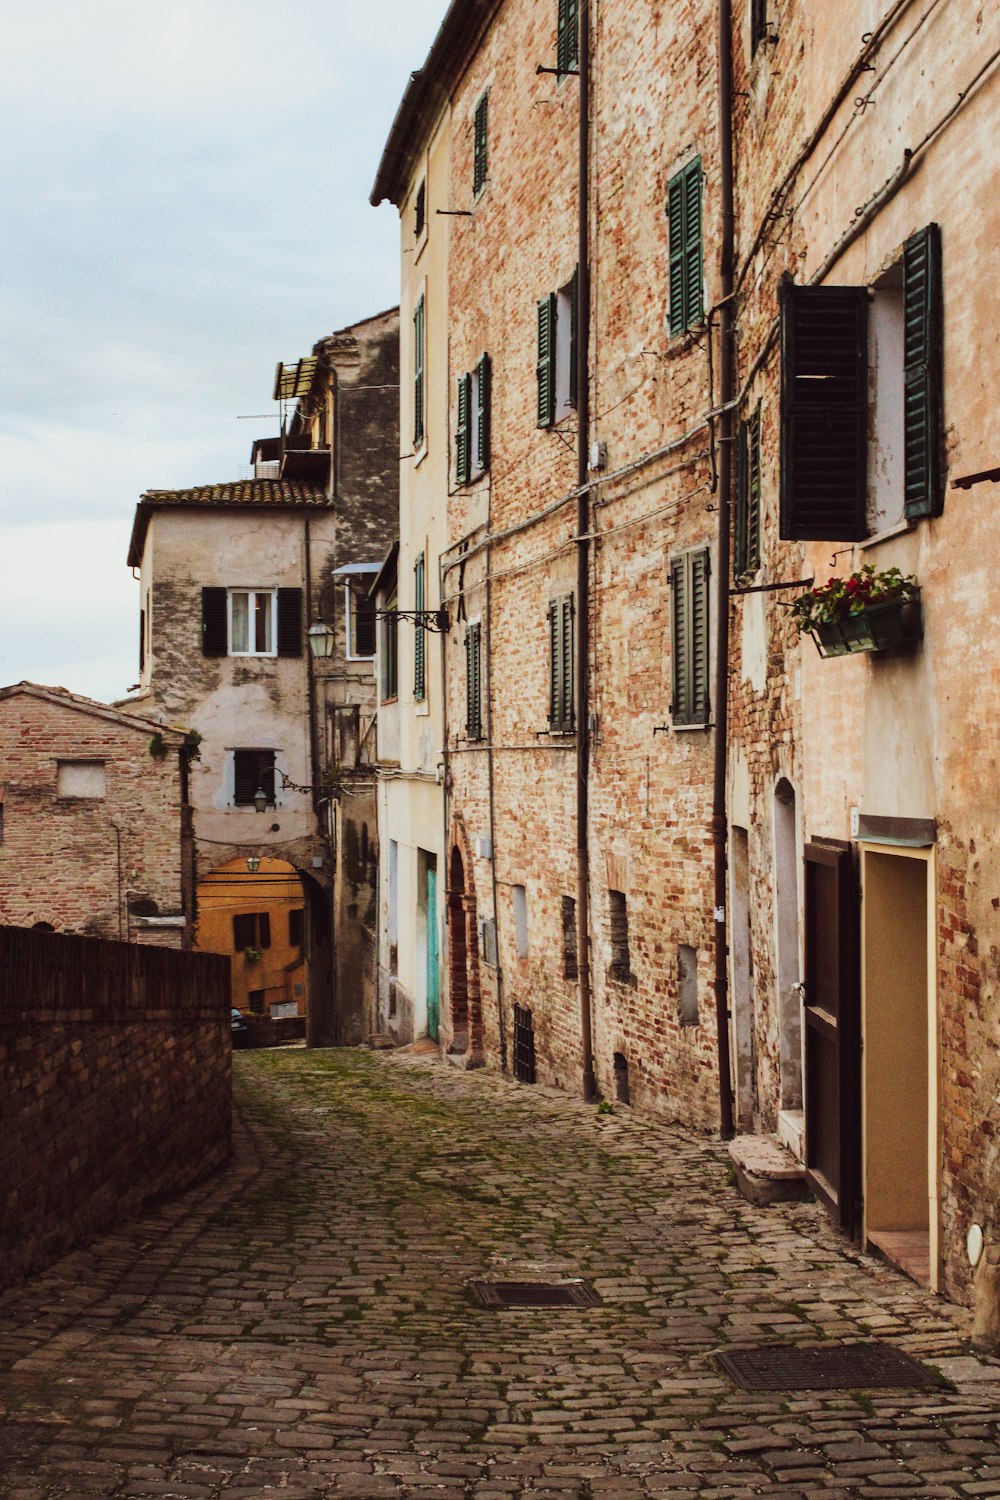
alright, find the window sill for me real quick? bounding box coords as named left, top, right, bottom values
left=858, top=517, right=915, bottom=550
left=671, top=720, right=713, bottom=733
left=380, top=695, right=399, bottom=706
left=413, top=442, right=428, bottom=469
left=414, top=700, right=430, bottom=717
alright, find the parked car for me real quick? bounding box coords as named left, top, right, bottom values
left=231, top=1008, right=250, bottom=1047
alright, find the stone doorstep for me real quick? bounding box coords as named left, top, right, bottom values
left=729, top=1133, right=810, bottom=1208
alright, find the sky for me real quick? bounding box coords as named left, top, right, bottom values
left=0, top=0, right=446, bottom=703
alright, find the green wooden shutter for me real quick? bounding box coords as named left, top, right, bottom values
left=202, top=587, right=228, bottom=656
left=466, top=622, right=483, bottom=739
left=668, top=160, right=703, bottom=335
left=557, top=0, right=579, bottom=74
left=569, top=266, right=579, bottom=409
left=276, top=588, right=302, bottom=657
left=779, top=282, right=868, bottom=540
left=734, top=420, right=749, bottom=581
left=537, top=294, right=556, bottom=427
left=560, top=595, right=575, bottom=730
left=473, top=92, right=489, bottom=195
left=671, top=550, right=710, bottom=726
left=139, top=609, right=146, bottom=673
left=903, top=222, right=943, bottom=520
left=414, top=555, right=426, bottom=700
left=413, top=296, right=425, bottom=448
left=747, top=405, right=762, bottom=572
left=456, top=372, right=471, bottom=485
left=476, top=353, right=491, bottom=472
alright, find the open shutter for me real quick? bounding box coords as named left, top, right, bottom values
left=903, top=222, right=943, bottom=520
left=456, top=372, right=471, bottom=485
left=473, top=92, right=489, bottom=194
left=465, top=623, right=482, bottom=739
left=569, top=266, right=580, bottom=408
left=690, top=549, right=710, bottom=726
left=258, top=911, right=271, bottom=949
left=277, top=588, right=302, bottom=656
left=413, top=296, right=425, bottom=447
left=202, top=587, right=228, bottom=657
left=139, top=609, right=146, bottom=674
left=747, top=405, right=762, bottom=571
left=670, top=557, right=689, bottom=720
left=561, top=595, right=575, bottom=730
left=671, top=549, right=710, bottom=726
left=557, top=0, right=579, bottom=73
left=476, top=353, right=491, bottom=471
left=537, top=294, right=557, bottom=427
left=780, top=283, right=868, bottom=540
left=683, top=160, right=703, bottom=330
left=734, top=420, right=749, bottom=580
left=667, top=176, right=686, bottom=336
left=414, top=555, right=426, bottom=700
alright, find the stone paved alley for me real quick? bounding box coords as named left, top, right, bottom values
left=2, top=1047, right=1000, bottom=1500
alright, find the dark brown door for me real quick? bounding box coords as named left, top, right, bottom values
left=803, top=841, right=861, bottom=1239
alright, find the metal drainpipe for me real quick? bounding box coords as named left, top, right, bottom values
left=576, top=0, right=596, bottom=1102
left=485, top=525, right=507, bottom=1071
left=712, top=0, right=736, bottom=1141
left=304, top=513, right=326, bottom=1049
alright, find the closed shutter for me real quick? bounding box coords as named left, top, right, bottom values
left=473, top=92, right=489, bottom=194
left=465, top=622, right=482, bottom=739
left=276, top=588, right=302, bottom=656
left=456, top=372, right=471, bottom=485
left=537, top=294, right=557, bottom=427
left=780, top=283, right=868, bottom=540
left=413, top=296, right=425, bottom=447
left=476, top=353, right=491, bottom=471
left=202, top=587, right=228, bottom=656
left=414, top=555, right=426, bottom=701
left=234, top=749, right=275, bottom=805
left=548, top=594, right=575, bottom=731
left=258, top=912, right=271, bottom=949
left=671, top=549, right=710, bottom=727
left=557, top=0, right=579, bottom=74
left=668, top=159, right=703, bottom=335
left=903, top=222, right=943, bottom=520
left=139, top=609, right=146, bottom=673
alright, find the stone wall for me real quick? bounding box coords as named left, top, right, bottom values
left=0, top=926, right=231, bottom=1289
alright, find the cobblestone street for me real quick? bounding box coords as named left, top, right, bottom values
left=2, top=1046, right=999, bottom=1499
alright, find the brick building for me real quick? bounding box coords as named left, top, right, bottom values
left=0, top=682, right=191, bottom=946
left=124, top=308, right=398, bottom=1041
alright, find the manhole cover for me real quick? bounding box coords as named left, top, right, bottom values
left=469, top=1279, right=601, bottom=1309
left=715, top=1341, right=946, bottom=1391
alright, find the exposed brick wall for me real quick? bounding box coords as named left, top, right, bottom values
left=0, top=687, right=188, bottom=946
left=0, top=926, right=232, bottom=1290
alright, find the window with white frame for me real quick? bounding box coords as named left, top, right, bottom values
left=341, top=567, right=379, bottom=660
left=230, top=589, right=276, bottom=655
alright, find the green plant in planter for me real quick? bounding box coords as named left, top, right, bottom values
left=148, top=732, right=168, bottom=760
left=790, top=565, right=921, bottom=657
left=243, top=946, right=263, bottom=963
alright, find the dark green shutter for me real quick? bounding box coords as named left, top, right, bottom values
left=903, top=222, right=943, bottom=520
left=537, top=294, right=556, bottom=427
left=734, top=420, right=749, bottom=581
left=413, top=296, right=425, bottom=447
left=569, top=266, right=579, bottom=409
left=414, top=555, right=426, bottom=700
left=742, top=404, right=762, bottom=575
left=474, top=93, right=489, bottom=195
left=548, top=595, right=574, bottom=731
left=557, top=0, right=579, bottom=74
left=139, top=609, right=146, bottom=673
left=671, top=550, right=710, bottom=727
left=202, top=587, right=227, bottom=656
left=476, top=353, right=491, bottom=471
left=560, top=595, right=574, bottom=730
left=668, top=159, right=703, bottom=335
left=465, top=623, right=482, bottom=739
left=456, top=372, right=471, bottom=485
left=779, top=282, right=868, bottom=540
left=277, top=588, right=302, bottom=657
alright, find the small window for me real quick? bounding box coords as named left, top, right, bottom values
left=734, top=404, right=762, bottom=580
left=56, top=761, right=106, bottom=799
left=247, top=989, right=266, bottom=1015
left=678, top=944, right=700, bottom=1025
left=557, top=0, right=579, bottom=74
left=608, top=890, right=632, bottom=982
left=456, top=354, right=492, bottom=485
left=413, top=294, right=426, bottom=449
left=233, top=913, right=271, bottom=951
left=201, top=588, right=301, bottom=657
left=289, top=908, right=304, bottom=947
left=414, top=179, right=426, bottom=238
left=344, top=572, right=379, bottom=660
left=513, top=1003, right=536, bottom=1084
left=479, top=916, right=498, bottom=967
left=381, top=598, right=399, bottom=701
left=233, top=749, right=276, bottom=807
left=548, top=594, right=575, bottom=733
left=536, top=269, right=578, bottom=428
left=667, top=158, right=704, bottom=335
left=513, top=885, right=529, bottom=957
left=561, top=895, right=578, bottom=980
left=465, top=621, right=483, bottom=739
left=414, top=554, right=426, bottom=700
left=670, top=548, right=710, bottom=728
left=473, top=91, right=489, bottom=196
left=230, top=589, right=275, bottom=655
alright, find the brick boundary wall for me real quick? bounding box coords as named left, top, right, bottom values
left=0, top=926, right=233, bottom=1289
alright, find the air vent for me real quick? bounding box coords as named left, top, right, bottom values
left=469, top=1279, right=601, bottom=1309
left=715, top=1342, right=946, bottom=1391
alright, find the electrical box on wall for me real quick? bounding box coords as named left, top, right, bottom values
left=475, top=836, right=493, bottom=860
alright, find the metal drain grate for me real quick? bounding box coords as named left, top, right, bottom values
left=715, top=1341, right=946, bottom=1391
left=469, top=1279, right=602, bottom=1309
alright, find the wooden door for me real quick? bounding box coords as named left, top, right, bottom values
left=426, top=862, right=440, bottom=1042
left=803, top=841, right=861, bottom=1239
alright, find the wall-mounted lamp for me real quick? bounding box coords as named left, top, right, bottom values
left=307, top=620, right=336, bottom=658
left=246, top=854, right=262, bottom=874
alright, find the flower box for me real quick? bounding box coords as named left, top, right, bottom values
left=811, top=591, right=922, bottom=658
